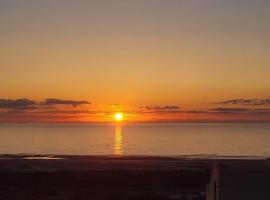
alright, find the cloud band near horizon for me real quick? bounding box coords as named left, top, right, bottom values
left=0, top=98, right=270, bottom=122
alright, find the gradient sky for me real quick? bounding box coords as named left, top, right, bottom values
left=1, top=0, right=270, bottom=122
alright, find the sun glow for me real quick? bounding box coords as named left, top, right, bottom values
left=114, top=113, right=123, bottom=122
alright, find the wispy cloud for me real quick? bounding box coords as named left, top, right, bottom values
left=217, top=98, right=270, bottom=106
left=141, top=105, right=180, bottom=110
left=0, top=98, right=93, bottom=122
left=0, top=98, right=90, bottom=112
left=0, top=99, right=38, bottom=110
left=139, top=105, right=180, bottom=115
left=209, top=107, right=270, bottom=115
left=210, top=107, right=250, bottom=113
left=41, top=99, right=91, bottom=107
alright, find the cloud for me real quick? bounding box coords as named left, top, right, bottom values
left=139, top=105, right=180, bottom=115
left=253, top=109, right=270, bottom=115
left=40, top=110, right=96, bottom=114
left=181, top=110, right=207, bottom=114
left=0, top=99, right=37, bottom=110
left=142, top=105, right=180, bottom=110
left=211, top=107, right=250, bottom=113
left=0, top=98, right=91, bottom=112
left=255, top=108, right=270, bottom=111
left=41, top=99, right=91, bottom=107
left=218, top=98, right=270, bottom=106
left=209, top=107, right=270, bottom=115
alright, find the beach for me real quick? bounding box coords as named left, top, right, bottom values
left=0, top=155, right=269, bottom=200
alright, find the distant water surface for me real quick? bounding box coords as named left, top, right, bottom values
left=0, top=123, right=270, bottom=157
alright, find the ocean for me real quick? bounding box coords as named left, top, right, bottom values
left=0, top=123, right=270, bottom=157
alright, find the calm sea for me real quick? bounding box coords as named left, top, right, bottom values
left=0, top=123, right=270, bottom=157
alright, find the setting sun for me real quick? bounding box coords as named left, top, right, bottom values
left=114, top=113, right=123, bottom=122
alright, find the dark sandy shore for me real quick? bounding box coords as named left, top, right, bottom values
left=0, top=155, right=269, bottom=200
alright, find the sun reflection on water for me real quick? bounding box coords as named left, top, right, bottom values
left=114, top=124, right=122, bottom=155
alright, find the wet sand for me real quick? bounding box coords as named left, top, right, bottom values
left=0, top=155, right=269, bottom=200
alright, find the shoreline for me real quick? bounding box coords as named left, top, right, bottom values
left=0, top=155, right=269, bottom=199
left=0, top=153, right=270, bottom=161
left=0, top=154, right=269, bottom=172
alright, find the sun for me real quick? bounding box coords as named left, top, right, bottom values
left=114, top=113, right=123, bottom=122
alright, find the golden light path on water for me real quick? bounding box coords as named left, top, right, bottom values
left=114, top=124, right=122, bottom=155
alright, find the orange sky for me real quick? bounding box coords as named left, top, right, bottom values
left=0, top=1, right=270, bottom=122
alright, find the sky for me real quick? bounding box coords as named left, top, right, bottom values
left=0, top=0, right=270, bottom=122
